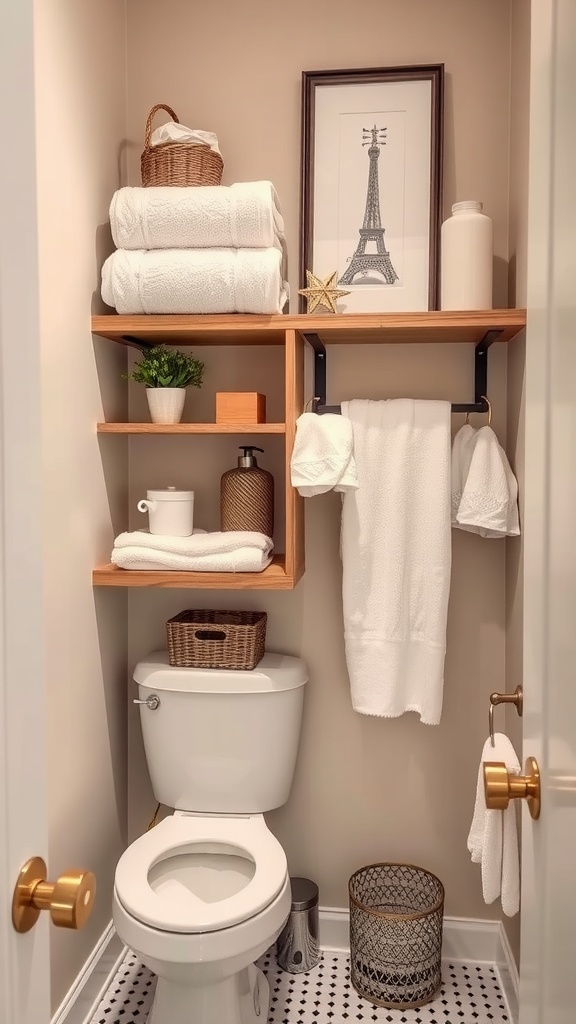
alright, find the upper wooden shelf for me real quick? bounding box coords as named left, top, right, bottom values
left=92, top=310, right=526, bottom=348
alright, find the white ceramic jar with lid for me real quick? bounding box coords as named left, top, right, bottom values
left=137, top=487, right=194, bottom=536
left=440, top=200, right=493, bottom=310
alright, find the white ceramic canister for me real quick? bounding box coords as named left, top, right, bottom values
left=440, top=201, right=493, bottom=310
left=137, top=487, right=194, bottom=537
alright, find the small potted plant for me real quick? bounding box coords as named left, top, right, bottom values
left=126, top=345, right=205, bottom=424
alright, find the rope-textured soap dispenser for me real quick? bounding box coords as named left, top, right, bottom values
left=220, top=446, right=274, bottom=537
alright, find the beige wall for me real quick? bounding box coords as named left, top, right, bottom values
left=33, top=0, right=129, bottom=1009
left=503, top=0, right=531, bottom=967
left=121, top=0, right=527, bottom=924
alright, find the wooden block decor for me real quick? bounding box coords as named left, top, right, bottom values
left=216, top=392, right=267, bottom=424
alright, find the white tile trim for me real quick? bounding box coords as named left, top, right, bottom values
left=496, top=922, right=520, bottom=1023
left=50, top=923, right=125, bottom=1024
left=320, top=905, right=501, bottom=960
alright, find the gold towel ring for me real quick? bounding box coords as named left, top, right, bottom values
left=481, top=395, right=492, bottom=426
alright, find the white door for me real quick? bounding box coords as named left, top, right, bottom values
left=0, top=0, right=51, bottom=1021
left=519, top=1, right=576, bottom=1023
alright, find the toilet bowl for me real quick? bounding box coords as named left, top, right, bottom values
left=116, top=651, right=308, bottom=1024
left=113, top=813, right=291, bottom=1024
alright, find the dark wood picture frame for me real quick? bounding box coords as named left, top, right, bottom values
left=300, top=64, right=444, bottom=312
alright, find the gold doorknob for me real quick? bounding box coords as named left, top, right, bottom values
left=483, top=755, right=541, bottom=820
left=12, top=857, right=96, bottom=934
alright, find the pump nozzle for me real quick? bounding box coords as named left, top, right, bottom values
left=237, top=446, right=264, bottom=468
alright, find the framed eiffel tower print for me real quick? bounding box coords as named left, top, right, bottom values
left=300, top=65, right=444, bottom=313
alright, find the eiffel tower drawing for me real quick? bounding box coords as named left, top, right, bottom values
left=339, top=125, right=398, bottom=286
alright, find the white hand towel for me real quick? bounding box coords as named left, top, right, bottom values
left=111, top=529, right=273, bottom=573
left=110, top=181, right=285, bottom=251
left=290, top=412, right=359, bottom=496
left=451, top=423, right=476, bottom=526
left=149, top=123, right=221, bottom=156
left=452, top=425, right=520, bottom=538
left=467, top=734, right=520, bottom=916
left=101, top=247, right=288, bottom=315
left=341, top=399, right=452, bottom=725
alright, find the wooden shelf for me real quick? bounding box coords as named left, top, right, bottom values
left=92, top=555, right=301, bottom=590
left=92, top=309, right=526, bottom=347
left=97, top=422, right=285, bottom=434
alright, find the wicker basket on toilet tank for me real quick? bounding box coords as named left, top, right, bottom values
left=349, top=863, right=444, bottom=1010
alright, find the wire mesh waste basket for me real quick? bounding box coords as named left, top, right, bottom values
left=349, top=863, right=444, bottom=1009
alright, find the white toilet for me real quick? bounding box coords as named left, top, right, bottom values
left=113, top=650, right=308, bottom=1024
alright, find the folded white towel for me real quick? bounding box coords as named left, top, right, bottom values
left=111, top=529, right=273, bottom=573
left=290, top=412, right=359, bottom=497
left=341, top=399, right=452, bottom=725
left=110, top=182, right=285, bottom=252
left=101, top=247, right=289, bottom=316
left=452, top=425, right=520, bottom=538
left=467, top=734, right=520, bottom=917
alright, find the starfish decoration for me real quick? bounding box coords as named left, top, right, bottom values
left=298, top=270, right=350, bottom=314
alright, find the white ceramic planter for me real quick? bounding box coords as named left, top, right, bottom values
left=146, top=388, right=186, bottom=424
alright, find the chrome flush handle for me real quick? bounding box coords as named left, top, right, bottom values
left=133, top=694, right=161, bottom=710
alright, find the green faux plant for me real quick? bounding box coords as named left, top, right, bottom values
left=126, top=345, right=205, bottom=389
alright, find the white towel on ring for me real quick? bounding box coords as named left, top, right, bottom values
left=452, top=424, right=520, bottom=538
left=341, top=399, right=452, bottom=725
left=101, top=247, right=288, bottom=315
left=111, top=529, right=273, bottom=573
left=290, top=412, right=359, bottom=496
left=467, top=734, right=520, bottom=916
left=110, top=182, right=285, bottom=251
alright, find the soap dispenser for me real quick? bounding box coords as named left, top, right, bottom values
left=220, top=446, right=274, bottom=537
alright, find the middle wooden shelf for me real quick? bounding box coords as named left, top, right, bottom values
left=97, top=422, right=286, bottom=434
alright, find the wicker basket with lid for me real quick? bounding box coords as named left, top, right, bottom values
left=141, top=103, right=223, bottom=187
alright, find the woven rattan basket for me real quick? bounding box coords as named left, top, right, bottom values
left=349, top=863, right=444, bottom=1010
left=166, top=609, right=267, bottom=670
left=141, top=104, right=223, bottom=187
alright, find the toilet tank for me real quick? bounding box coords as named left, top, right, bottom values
left=133, top=651, right=308, bottom=814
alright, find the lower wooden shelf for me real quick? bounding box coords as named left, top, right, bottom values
left=92, top=554, right=302, bottom=590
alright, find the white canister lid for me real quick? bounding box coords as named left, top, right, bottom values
left=147, top=487, right=194, bottom=501
left=452, top=200, right=483, bottom=214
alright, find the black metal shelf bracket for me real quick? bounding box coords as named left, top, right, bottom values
left=302, top=328, right=503, bottom=415
left=121, top=334, right=155, bottom=350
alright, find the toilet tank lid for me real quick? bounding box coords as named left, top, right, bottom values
left=134, top=651, right=308, bottom=694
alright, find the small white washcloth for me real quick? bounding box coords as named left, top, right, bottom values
left=467, top=734, right=520, bottom=917
left=290, top=413, right=359, bottom=497
left=101, top=247, right=288, bottom=315
left=452, top=424, right=520, bottom=538
left=341, top=399, right=452, bottom=725
left=111, top=530, right=273, bottom=573
left=110, top=182, right=285, bottom=252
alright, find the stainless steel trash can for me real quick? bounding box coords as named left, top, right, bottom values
left=276, top=877, right=321, bottom=973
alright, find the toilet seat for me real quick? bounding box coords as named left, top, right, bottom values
left=114, top=814, right=287, bottom=934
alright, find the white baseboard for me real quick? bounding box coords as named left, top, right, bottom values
left=496, top=922, right=520, bottom=1023
left=320, top=906, right=501, bottom=960
left=51, top=922, right=125, bottom=1024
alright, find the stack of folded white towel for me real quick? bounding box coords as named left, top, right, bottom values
left=111, top=529, right=273, bottom=573
left=101, top=181, right=289, bottom=315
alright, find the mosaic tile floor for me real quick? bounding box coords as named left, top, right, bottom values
left=91, top=949, right=510, bottom=1024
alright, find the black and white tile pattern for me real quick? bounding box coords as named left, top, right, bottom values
left=90, top=950, right=509, bottom=1024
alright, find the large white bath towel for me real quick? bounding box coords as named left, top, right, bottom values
left=110, top=181, right=285, bottom=252
left=467, top=734, right=520, bottom=917
left=111, top=529, right=273, bottom=573
left=341, top=399, right=452, bottom=725
left=101, top=247, right=288, bottom=315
